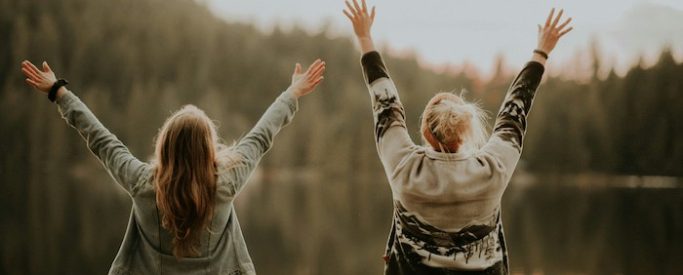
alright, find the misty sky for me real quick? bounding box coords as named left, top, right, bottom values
left=207, top=0, right=683, bottom=76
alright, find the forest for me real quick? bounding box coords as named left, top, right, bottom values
left=0, top=0, right=681, bottom=274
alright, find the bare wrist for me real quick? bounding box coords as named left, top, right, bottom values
left=531, top=53, right=547, bottom=66
left=536, top=46, right=552, bottom=55
left=357, top=36, right=376, bottom=54
left=285, top=86, right=301, bottom=99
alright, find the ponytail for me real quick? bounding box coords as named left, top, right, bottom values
left=421, top=92, right=489, bottom=153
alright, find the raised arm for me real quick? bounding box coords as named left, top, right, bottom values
left=483, top=9, right=573, bottom=175
left=21, top=61, right=149, bottom=195
left=227, top=59, right=325, bottom=195
left=344, top=0, right=415, bottom=173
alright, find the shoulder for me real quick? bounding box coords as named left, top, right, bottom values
left=409, top=147, right=503, bottom=179
left=129, top=163, right=156, bottom=196
left=215, top=154, right=247, bottom=197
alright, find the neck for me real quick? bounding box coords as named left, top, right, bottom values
left=434, top=142, right=459, bottom=153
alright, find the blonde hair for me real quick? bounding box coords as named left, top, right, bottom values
left=421, top=92, right=489, bottom=154
left=152, top=105, right=234, bottom=258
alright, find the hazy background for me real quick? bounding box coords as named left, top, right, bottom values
left=1, top=0, right=682, bottom=274
left=208, top=0, right=683, bottom=76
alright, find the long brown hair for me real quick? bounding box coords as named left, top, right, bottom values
left=154, top=105, right=218, bottom=258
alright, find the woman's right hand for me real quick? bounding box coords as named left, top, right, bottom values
left=289, top=59, right=326, bottom=98
left=21, top=60, right=58, bottom=94
left=537, top=8, right=573, bottom=56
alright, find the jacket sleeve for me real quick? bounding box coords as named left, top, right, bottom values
left=224, top=91, right=298, bottom=196
left=481, top=61, right=545, bottom=180
left=57, top=91, right=150, bottom=195
left=361, top=51, right=415, bottom=176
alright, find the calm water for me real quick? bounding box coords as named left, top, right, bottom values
left=1, top=172, right=681, bottom=274
left=236, top=172, right=683, bottom=275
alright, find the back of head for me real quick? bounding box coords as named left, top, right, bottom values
left=421, top=92, right=489, bottom=154
left=154, top=105, right=218, bottom=258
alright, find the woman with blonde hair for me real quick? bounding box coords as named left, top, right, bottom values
left=20, top=58, right=325, bottom=274
left=344, top=1, right=573, bottom=274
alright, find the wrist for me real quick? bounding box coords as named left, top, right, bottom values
left=55, top=86, right=68, bottom=99
left=285, top=86, right=301, bottom=99
left=536, top=46, right=551, bottom=55
left=357, top=36, right=376, bottom=54
left=48, top=79, right=69, bottom=102
left=533, top=49, right=549, bottom=59
left=531, top=53, right=547, bottom=66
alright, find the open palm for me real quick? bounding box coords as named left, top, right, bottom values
left=537, top=8, right=573, bottom=55
left=290, top=59, right=326, bottom=98
left=343, top=0, right=375, bottom=39
left=21, top=60, right=57, bottom=94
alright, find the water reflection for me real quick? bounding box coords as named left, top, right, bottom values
left=237, top=170, right=683, bottom=274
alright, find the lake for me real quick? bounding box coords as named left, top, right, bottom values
left=236, top=171, right=683, bottom=274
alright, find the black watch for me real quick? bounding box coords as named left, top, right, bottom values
left=48, top=79, right=69, bottom=102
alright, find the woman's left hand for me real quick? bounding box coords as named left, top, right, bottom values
left=537, top=8, right=573, bottom=55
left=343, top=0, right=375, bottom=40
left=21, top=60, right=58, bottom=94
left=289, top=59, right=326, bottom=98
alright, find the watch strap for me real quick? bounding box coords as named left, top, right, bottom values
left=48, top=79, right=69, bottom=102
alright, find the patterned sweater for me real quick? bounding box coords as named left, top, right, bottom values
left=57, top=90, right=299, bottom=275
left=360, top=51, right=544, bottom=274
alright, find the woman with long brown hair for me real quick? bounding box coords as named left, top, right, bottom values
left=20, top=58, right=325, bottom=274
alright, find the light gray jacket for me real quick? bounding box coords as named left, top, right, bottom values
left=57, top=90, right=298, bottom=275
